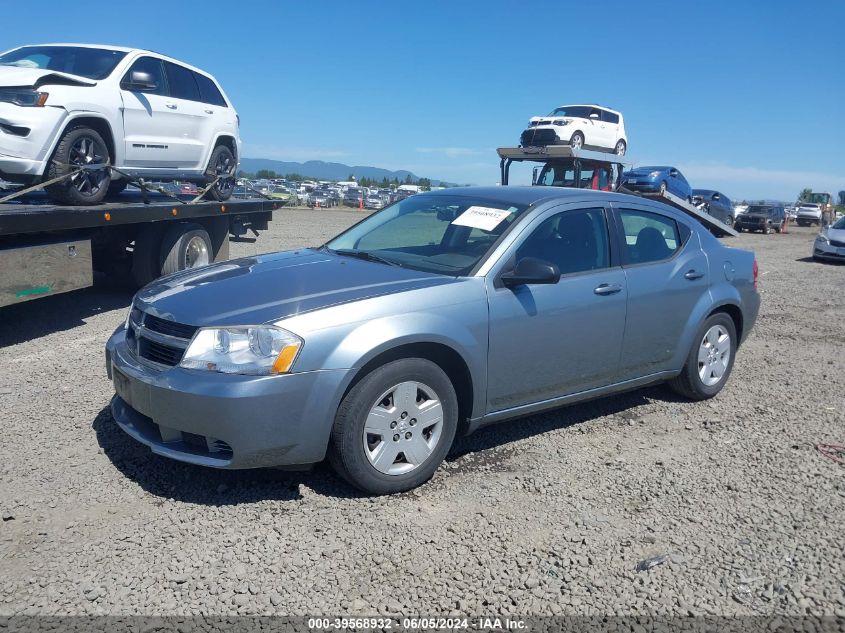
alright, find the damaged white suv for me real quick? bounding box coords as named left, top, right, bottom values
left=520, top=104, right=627, bottom=155
left=0, top=44, right=240, bottom=204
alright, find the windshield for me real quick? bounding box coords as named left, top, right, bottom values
left=832, top=216, right=845, bottom=230
left=808, top=193, right=831, bottom=205
left=325, top=194, right=529, bottom=275
left=548, top=106, right=591, bottom=118
left=0, top=46, right=127, bottom=80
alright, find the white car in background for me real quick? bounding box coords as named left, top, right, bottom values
left=812, top=215, right=845, bottom=262
left=795, top=202, right=823, bottom=226
left=0, top=43, right=240, bottom=205
left=519, top=104, right=628, bottom=155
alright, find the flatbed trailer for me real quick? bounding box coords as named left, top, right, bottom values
left=496, top=146, right=737, bottom=238
left=0, top=190, right=281, bottom=307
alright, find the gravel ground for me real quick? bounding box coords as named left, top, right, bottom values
left=0, top=210, right=843, bottom=617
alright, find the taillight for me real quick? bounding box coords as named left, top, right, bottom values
left=752, top=259, right=758, bottom=290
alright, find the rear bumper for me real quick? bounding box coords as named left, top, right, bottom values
left=106, top=329, right=351, bottom=469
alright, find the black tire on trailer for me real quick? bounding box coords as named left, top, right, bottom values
left=614, top=139, right=626, bottom=155
left=204, top=145, right=235, bottom=201
left=45, top=126, right=112, bottom=205
left=569, top=132, right=585, bottom=150
left=160, top=223, right=213, bottom=277
left=106, top=179, right=127, bottom=198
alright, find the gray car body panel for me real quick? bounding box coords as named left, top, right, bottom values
left=107, top=187, right=760, bottom=469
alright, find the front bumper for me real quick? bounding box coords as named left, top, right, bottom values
left=105, top=329, right=351, bottom=469
left=0, top=103, right=66, bottom=177
left=813, top=240, right=845, bottom=261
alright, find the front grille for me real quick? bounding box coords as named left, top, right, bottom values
left=830, top=239, right=845, bottom=248
left=127, top=308, right=196, bottom=368
left=520, top=128, right=559, bottom=147
left=144, top=313, right=198, bottom=339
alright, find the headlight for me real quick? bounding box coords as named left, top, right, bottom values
left=180, top=326, right=302, bottom=375
left=815, top=234, right=829, bottom=244
left=649, top=171, right=662, bottom=178
left=0, top=88, right=49, bottom=107
left=553, top=119, right=571, bottom=126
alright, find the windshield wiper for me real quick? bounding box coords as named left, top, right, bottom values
left=330, top=248, right=401, bottom=267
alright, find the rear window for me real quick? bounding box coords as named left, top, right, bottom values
left=193, top=72, right=228, bottom=107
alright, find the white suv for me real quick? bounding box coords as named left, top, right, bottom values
left=795, top=202, right=822, bottom=226
left=0, top=44, right=240, bottom=205
left=520, top=104, right=628, bottom=155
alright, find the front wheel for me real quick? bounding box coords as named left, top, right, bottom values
left=204, top=145, right=235, bottom=201
left=668, top=313, right=736, bottom=400
left=45, top=126, right=112, bottom=205
left=569, top=132, right=584, bottom=150
left=329, top=359, right=458, bottom=495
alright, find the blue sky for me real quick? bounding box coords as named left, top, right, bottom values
left=4, top=0, right=844, bottom=200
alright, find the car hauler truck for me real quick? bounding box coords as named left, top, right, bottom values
left=0, top=186, right=280, bottom=307
left=496, top=145, right=737, bottom=238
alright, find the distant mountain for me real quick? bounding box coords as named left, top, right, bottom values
left=239, top=157, right=456, bottom=186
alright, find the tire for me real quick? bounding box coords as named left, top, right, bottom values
left=204, top=145, right=235, bottom=201
left=45, top=126, right=112, bottom=205
left=774, top=226, right=781, bottom=233
left=764, top=224, right=772, bottom=235
left=614, top=140, right=626, bottom=155
left=668, top=313, right=737, bottom=401
left=106, top=179, right=127, bottom=198
left=329, top=358, right=458, bottom=495
left=160, top=223, right=213, bottom=276
left=659, top=181, right=667, bottom=195
left=569, top=132, right=585, bottom=150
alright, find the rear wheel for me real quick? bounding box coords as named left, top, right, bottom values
left=45, top=126, right=111, bottom=205
left=204, top=145, right=235, bottom=201
left=614, top=139, right=626, bottom=155
left=569, top=132, right=584, bottom=150
left=160, top=223, right=212, bottom=276
left=764, top=224, right=772, bottom=234
left=668, top=313, right=736, bottom=400
left=329, top=358, right=458, bottom=495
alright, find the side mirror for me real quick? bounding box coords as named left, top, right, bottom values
left=122, top=70, right=158, bottom=92
left=669, top=169, right=678, bottom=177
left=712, top=193, right=720, bottom=200
left=589, top=113, right=599, bottom=119
left=501, top=257, right=560, bottom=287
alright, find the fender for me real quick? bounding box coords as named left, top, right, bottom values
left=670, top=284, right=743, bottom=372
left=326, top=310, right=489, bottom=421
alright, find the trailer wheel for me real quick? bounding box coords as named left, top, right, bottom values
left=160, top=223, right=213, bottom=276
left=45, top=126, right=112, bottom=206
left=204, top=145, right=235, bottom=201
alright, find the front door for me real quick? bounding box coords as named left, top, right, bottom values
left=486, top=205, right=627, bottom=412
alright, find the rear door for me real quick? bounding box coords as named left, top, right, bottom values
left=485, top=204, right=627, bottom=411
left=612, top=204, right=709, bottom=377
left=161, top=61, right=213, bottom=170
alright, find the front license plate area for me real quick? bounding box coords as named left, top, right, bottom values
left=113, top=366, right=132, bottom=407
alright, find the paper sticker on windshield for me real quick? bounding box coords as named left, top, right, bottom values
left=452, top=206, right=512, bottom=231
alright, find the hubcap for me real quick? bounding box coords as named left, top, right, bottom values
left=213, top=152, right=235, bottom=197
left=698, top=325, right=731, bottom=387
left=363, top=381, right=443, bottom=475
left=616, top=142, right=625, bottom=155
left=69, top=136, right=108, bottom=197
left=571, top=136, right=583, bottom=149
left=184, top=236, right=210, bottom=269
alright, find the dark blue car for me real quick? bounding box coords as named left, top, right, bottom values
left=621, top=166, right=692, bottom=201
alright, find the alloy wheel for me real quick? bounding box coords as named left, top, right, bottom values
left=212, top=152, right=235, bottom=198
left=184, top=236, right=210, bottom=269
left=698, top=325, right=731, bottom=387
left=69, top=136, right=108, bottom=197
left=362, top=381, right=444, bottom=475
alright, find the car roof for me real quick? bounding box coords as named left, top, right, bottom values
left=417, top=186, right=658, bottom=209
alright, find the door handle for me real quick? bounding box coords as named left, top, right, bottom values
left=594, top=283, right=622, bottom=296
left=204, top=108, right=214, bottom=114
left=684, top=270, right=705, bottom=280
left=165, top=103, right=177, bottom=109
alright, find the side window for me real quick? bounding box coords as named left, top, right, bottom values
left=164, top=61, right=200, bottom=102
left=193, top=72, right=228, bottom=107
left=122, top=56, right=167, bottom=96
left=517, top=208, right=609, bottom=275
left=618, top=209, right=682, bottom=265
left=537, top=164, right=576, bottom=187
left=601, top=110, right=620, bottom=124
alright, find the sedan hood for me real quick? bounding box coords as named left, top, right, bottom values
left=0, top=64, right=96, bottom=88
left=135, top=249, right=457, bottom=327
left=823, top=226, right=845, bottom=241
